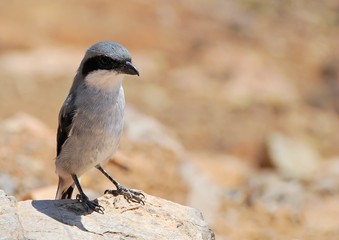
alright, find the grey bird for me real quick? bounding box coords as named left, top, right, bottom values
left=55, top=41, right=144, bottom=213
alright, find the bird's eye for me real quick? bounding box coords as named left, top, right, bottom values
left=98, top=56, right=110, bottom=67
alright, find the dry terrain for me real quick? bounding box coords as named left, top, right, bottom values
left=0, top=1, right=339, bottom=239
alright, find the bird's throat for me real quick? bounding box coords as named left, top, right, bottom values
left=85, top=70, right=123, bottom=90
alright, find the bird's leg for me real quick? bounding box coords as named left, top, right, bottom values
left=95, top=165, right=145, bottom=204
left=71, top=174, right=105, bottom=214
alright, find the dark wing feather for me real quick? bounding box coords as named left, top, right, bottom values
left=57, top=93, right=77, bottom=156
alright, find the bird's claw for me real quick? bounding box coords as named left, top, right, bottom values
left=76, top=194, right=105, bottom=214
left=105, top=187, right=145, bottom=205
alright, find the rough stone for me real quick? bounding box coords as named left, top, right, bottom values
left=0, top=190, right=214, bottom=240
left=266, top=133, right=320, bottom=180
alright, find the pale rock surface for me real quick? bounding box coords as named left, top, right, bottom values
left=266, top=132, right=320, bottom=180
left=0, top=190, right=214, bottom=240
left=310, top=157, right=339, bottom=194
left=180, top=154, right=251, bottom=225
left=248, top=171, right=305, bottom=214
left=124, top=106, right=185, bottom=155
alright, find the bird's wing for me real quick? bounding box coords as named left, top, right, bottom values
left=57, top=93, right=77, bottom=156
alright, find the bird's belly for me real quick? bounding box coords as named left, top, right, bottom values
left=56, top=86, right=125, bottom=177
left=56, top=111, right=124, bottom=177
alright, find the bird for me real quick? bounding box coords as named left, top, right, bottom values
left=55, top=41, right=144, bottom=213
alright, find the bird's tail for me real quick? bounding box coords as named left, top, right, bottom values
left=55, top=176, right=75, bottom=200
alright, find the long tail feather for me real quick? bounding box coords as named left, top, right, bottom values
left=55, top=176, right=74, bottom=199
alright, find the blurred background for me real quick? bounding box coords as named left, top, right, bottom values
left=0, top=0, right=339, bottom=239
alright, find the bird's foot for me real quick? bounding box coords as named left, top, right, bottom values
left=76, top=194, right=105, bottom=214
left=105, top=186, right=145, bottom=204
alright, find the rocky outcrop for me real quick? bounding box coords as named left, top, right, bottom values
left=0, top=190, right=214, bottom=240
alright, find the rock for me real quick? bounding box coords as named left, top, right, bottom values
left=215, top=48, right=299, bottom=108
left=0, top=190, right=20, bottom=240
left=266, top=133, right=320, bottom=180
left=181, top=160, right=223, bottom=226
left=247, top=171, right=305, bottom=214
left=0, top=189, right=214, bottom=240
left=180, top=154, right=251, bottom=225
left=0, top=173, right=17, bottom=195
left=22, top=185, right=100, bottom=202
left=1, top=112, right=54, bottom=140
left=0, top=113, right=56, bottom=198
left=0, top=47, right=80, bottom=80
left=21, top=185, right=58, bottom=200
left=304, top=196, right=339, bottom=233
left=310, top=157, right=339, bottom=195
left=124, top=106, right=185, bottom=155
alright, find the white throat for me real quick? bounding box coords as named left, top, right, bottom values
left=85, top=70, right=124, bottom=90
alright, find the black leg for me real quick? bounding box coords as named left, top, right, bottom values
left=71, top=174, right=105, bottom=214
left=61, top=184, right=74, bottom=199
left=95, top=165, right=145, bottom=204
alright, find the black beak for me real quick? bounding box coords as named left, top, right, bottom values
left=123, top=61, right=139, bottom=76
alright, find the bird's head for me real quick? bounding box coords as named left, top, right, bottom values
left=79, top=41, right=139, bottom=89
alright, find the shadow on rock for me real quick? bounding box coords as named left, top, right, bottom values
left=31, top=199, right=98, bottom=232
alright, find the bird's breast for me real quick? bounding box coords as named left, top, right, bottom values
left=66, top=86, right=125, bottom=165
left=75, top=85, right=125, bottom=136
